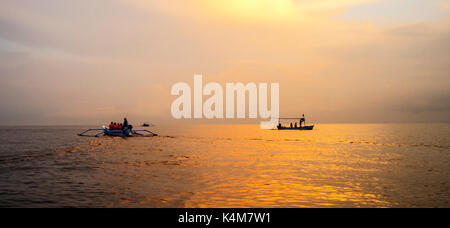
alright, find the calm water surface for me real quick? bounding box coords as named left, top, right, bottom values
left=0, top=124, right=448, bottom=207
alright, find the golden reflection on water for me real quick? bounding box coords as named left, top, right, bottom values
left=61, top=124, right=450, bottom=207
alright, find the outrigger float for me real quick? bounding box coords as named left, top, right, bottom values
left=277, top=116, right=314, bottom=130
left=78, top=126, right=158, bottom=137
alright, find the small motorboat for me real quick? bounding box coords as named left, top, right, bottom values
left=276, top=115, right=315, bottom=131
left=277, top=125, right=314, bottom=130
left=142, top=123, right=151, bottom=127
left=78, top=126, right=158, bottom=137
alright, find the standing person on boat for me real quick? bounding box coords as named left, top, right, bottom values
left=300, top=114, right=306, bottom=127
left=123, top=118, right=132, bottom=131
left=123, top=118, right=128, bottom=129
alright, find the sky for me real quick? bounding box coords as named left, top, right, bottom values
left=0, top=0, right=449, bottom=125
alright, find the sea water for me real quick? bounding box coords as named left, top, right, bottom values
left=0, top=124, right=448, bottom=207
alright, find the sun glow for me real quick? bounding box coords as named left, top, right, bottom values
left=205, top=0, right=298, bottom=22
left=127, top=0, right=379, bottom=24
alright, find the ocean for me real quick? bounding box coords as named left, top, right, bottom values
left=0, top=124, right=448, bottom=208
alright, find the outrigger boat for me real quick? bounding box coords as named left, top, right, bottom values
left=277, top=116, right=314, bottom=130
left=78, top=126, right=158, bottom=137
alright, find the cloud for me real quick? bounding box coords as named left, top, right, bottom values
left=0, top=0, right=449, bottom=124
left=441, top=0, right=450, bottom=11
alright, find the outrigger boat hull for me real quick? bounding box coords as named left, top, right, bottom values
left=78, top=126, right=158, bottom=137
left=277, top=125, right=314, bottom=130
left=104, top=128, right=132, bottom=137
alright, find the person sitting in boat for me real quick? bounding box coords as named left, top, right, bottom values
left=290, top=123, right=293, bottom=128
left=109, top=122, right=114, bottom=130
left=295, top=123, right=298, bottom=128
left=119, top=123, right=123, bottom=130
left=113, top=122, right=118, bottom=130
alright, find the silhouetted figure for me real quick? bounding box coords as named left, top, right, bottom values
left=123, top=118, right=128, bottom=128
left=123, top=118, right=132, bottom=131
left=300, top=114, right=306, bottom=127
left=290, top=123, right=293, bottom=128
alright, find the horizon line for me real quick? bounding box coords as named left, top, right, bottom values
left=0, top=122, right=449, bottom=127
